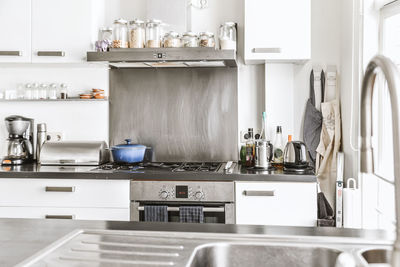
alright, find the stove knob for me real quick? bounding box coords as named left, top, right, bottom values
left=159, top=190, right=169, bottom=199
left=194, top=191, right=204, bottom=200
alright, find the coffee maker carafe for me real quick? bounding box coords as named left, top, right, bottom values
left=2, top=115, right=34, bottom=165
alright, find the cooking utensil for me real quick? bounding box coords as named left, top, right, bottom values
left=110, top=139, right=146, bottom=164
left=283, top=140, right=309, bottom=170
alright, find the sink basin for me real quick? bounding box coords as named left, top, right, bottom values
left=188, top=243, right=343, bottom=267
left=361, top=249, right=392, bottom=264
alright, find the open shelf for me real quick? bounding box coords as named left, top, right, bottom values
left=0, top=97, right=108, bottom=102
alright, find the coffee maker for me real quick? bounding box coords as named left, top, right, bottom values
left=2, top=115, right=34, bottom=165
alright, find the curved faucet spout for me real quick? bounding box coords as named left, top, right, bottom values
left=360, top=55, right=400, bottom=266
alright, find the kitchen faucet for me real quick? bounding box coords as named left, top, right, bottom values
left=360, top=55, right=400, bottom=266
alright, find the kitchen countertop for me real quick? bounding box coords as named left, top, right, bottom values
left=0, top=218, right=393, bottom=266
left=0, top=163, right=317, bottom=182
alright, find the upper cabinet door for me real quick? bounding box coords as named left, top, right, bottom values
left=244, top=0, right=311, bottom=64
left=31, top=0, right=95, bottom=63
left=0, top=0, right=31, bottom=63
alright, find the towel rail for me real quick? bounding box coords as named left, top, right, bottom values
left=137, top=206, right=224, bottom=213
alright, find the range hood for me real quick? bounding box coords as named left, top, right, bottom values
left=87, top=48, right=237, bottom=68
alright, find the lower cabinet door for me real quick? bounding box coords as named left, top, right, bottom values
left=235, top=182, right=317, bottom=226
left=0, top=207, right=130, bottom=221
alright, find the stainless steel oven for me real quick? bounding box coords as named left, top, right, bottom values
left=130, top=181, right=235, bottom=224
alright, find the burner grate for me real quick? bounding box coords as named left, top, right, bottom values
left=96, top=162, right=223, bottom=172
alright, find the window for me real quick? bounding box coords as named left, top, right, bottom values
left=366, top=0, right=400, bottom=230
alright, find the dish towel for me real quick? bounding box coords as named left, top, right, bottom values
left=144, top=205, right=168, bottom=222
left=179, top=206, right=204, bottom=223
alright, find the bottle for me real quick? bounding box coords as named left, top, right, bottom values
left=273, top=126, right=284, bottom=167
left=245, top=128, right=255, bottom=167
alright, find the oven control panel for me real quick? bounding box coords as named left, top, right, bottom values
left=131, top=181, right=234, bottom=202
left=158, top=185, right=206, bottom=201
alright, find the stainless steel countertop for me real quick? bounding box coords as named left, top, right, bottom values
left=0, top=218, right=393, bottom=266
left=0, top=164, right=317, bottom=182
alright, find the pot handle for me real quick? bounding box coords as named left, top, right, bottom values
left=125, top=139, right=132, bottom=144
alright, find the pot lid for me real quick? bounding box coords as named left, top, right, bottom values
left=113, top=139, right=146, bottom=149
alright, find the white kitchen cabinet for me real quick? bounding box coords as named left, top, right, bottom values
left=235, top=182, right=317, bottom=226
left=244, top=0, right=311, bottom=63
left=0, top=179, right=130, bottom=221
left=31, top=0, right=96, bottom=63
left=0, top=0, right=31, bottom=63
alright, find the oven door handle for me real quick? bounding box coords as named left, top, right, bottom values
left=137, top=206, right=225, bottom=212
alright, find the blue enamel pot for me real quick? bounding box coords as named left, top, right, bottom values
left=110, top=139, right=146, bottom=164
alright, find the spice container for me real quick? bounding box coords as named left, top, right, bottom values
left=163, top=31, right=181, bottom=48
left=112, top=19, right=129, bottom=48
left=60, top=83, right=68, bottom=99
left=182, top=32, right=198, bottom=47
left=219, top=22, right=237, bottom=50
left=24, top=83, right=32, bottom=100
left=32, top=83, right=40, bottom=100
left=129, top=19, right=145, bottom=48
left=48, top=83, right=58, bottom=99
left=199, top=32, right=215, bottom=48
left=145, top=19, right=162, bottom=48
left=39, top=84, right=47, bottom=99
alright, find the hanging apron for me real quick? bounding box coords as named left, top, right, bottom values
left=303, top=69, right=325, bottom=166
left=315, top=69, right=342, bottom=207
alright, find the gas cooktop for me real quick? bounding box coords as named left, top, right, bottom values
left=94, top=162, right=227, bottom=173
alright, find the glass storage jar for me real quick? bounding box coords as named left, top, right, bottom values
left=48, top=83, right=58, bottom=99
left=219, top=22, right=237, bottom=50
left=199, top=32, right=215, bottom=48
left=182, top=32, right=198, bottom=47
left=32, top=83, right=40, bottom=100
left=163, top=31, right=182, bottom=48
left=129, top=19, right=145, bottom=48
left=96, top=27, right=113, bottom=51
left=39, top=84, right=47, bottom=99
left=145, top=19, right=162, bottom=48
left=112, top=19, right=129, bottom=48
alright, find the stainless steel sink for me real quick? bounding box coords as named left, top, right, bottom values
left=360, top=248, right=392, bottom=265
left=17, top=229, right=392, bottom=267
left=188, top=243, right=342, bottom=267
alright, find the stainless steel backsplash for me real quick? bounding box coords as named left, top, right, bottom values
left=109, top=68, right=238, bottom=162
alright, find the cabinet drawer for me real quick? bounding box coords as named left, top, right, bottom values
left=0, top=179, right=129, bottom=208
left=235, top=182, right=317, bottom=226
left=0, top=206, right=129, bottom=221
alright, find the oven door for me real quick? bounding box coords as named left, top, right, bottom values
left=130, top=202, right=235, bottom=224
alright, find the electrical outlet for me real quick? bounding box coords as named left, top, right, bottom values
left=47, top=132, right=63, bottom=142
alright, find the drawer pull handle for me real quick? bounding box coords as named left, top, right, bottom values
left=0, top=51, right=22, bottom=56
left=45, top=215, right=74, bottom=219
left=37, top=51, right=65, bottom=57
left=45, top=186, right=75, bottom=192
left=252, top=48, right=282, bottom=54
left=243, top=190, right=275, bottom=196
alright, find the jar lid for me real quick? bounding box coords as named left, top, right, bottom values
left=183, top=31, right=198, bottom=37
left=221, top=22, right=236, bottom=27
left=146, top=19, right=162, bottom=26
left=199, top=32, right=214, bottom=37
left=114, top=18, right=128, bottom=24
left=129, top=19, right=144, bottom=25
left=100, top=27, right=113, bottom=32
left=164, top=31, right=180, bottom=38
